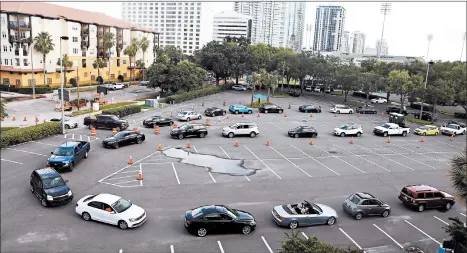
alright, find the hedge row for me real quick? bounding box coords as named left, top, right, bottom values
left=0, top=122, right=61, bottom=148
left=0, top=85, right=53, bottom=94
left=102, top=105, right=141, bottom=118
left=165, top=86, right=221, bottom=104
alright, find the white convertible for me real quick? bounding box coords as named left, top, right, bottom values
left=75, top=193, right=147, bottom=230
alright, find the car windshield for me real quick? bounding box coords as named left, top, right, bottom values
left=229, top=124, right=238, bottom=129
left=179, top=112, right=188, bottom=115
left=447, top=124, right=457, bottom=129
left=339, top=124, right=349, bottom=130
left=223, top=206, right=238, bottom=217
left=310, top=203, right=322, bottom=213
left=149, top=116, right=160, bottom=120
left=294, top=127, right=303, bottom=131
left=418, top=126, right=428, bottom=130
left=108, top=115, right=119, bottom=121
left=53, top=147, right=74, bottom=156
left=381, top=124, right=391, bottom=129
left=191, top=207, right=205, bottom=218
left=114, top=132, right=127, bottom=139
left=349, top=195, right=361, bottom=205
left=112, top=198, right=132, bottom=213
left=180, top=125, right=191, bottom=130
left=43, top=176, right=66, bottom=189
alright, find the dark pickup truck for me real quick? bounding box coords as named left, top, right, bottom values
left=47, top=141, right=90, bottom=172
left=84, top=114, right=129, bottom=130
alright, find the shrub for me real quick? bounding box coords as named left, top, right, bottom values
left=165, top=86, right=221, bottom=104
left=96, top=76, right=104, bottom=84
left=70, top=98, right=88, bottom=106
left=0, top=99, right=7, bottom=117
left=70, top=78, right=78, bottom=87
left=0, top=127, right=18, bottom=133
left=405, top=116, right=440, bottom=126
left=280, top=230, right=364, bottom=253
left=118, top=75, right=124, bottom=82
left=0, top=122, right=61, bottom=148
left=102, top=105, right=141, bottom=118
left=0, top=85, right=53, bottom=94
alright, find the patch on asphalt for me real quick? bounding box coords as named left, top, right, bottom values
left=162, top=147, right=258, bottom=176
left=17, top=232, right=67, bottom=243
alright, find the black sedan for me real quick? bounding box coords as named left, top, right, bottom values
left=412, top=111, right=437, bottom=122
left=288, top=126, right=318, bottom=138
left=204, top=107, right=226, bottom=117
left=259, top=104, right=283, bottom=113
left=356, top=106, right=377, bottom=114
left=170, top=124, right=208, bottom=139
left=298, top=105, right=322, bottom=113
left=102, top=130, right=145, bottom=149
left=184, top=205, right=256, bottom=237
left=142, top=116, right=174, bottom=128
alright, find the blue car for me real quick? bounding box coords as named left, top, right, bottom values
left=47, top=141, right=90, bottom=172
left=229, top=104, right=253, bottom=114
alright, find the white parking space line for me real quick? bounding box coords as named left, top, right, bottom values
left=170, top=245, right=174, bottom=253
left=139, top=163, right=143, bottom=187
left=403, top=141, right=452, bottom=159
left=460, top=213, right=466, bottom=217
left=28, top=141, right=57, bottom=146
left=1, top=158, right=23, bottom=164
left=217, top=241, right=225, bottom=253
left=106, top=175, right=136, bottom=181
left=269, top=146, right=312, bottom=177
left=121, top=169, right=141, bottom=174
left=244, top=145, right=282, bottom=179
left=119, top=249, right=122, bottom=253
left=371, top=143, right=438, bottom=170
left=267, top=122, right=284, bottom=130
left=290, top=144, right=340, bottom=176
left=98, top=151, right=160, bottom=182
left=391, top=143, right=450, bottom=165
left=333, top=144, right=390, bottom=172
left=339, top=228, right=364, bottom=251
left=5, top=148, right=48, bottom=156
left=261, top=236, right=274, bottom=253
left=171, top=163, right=181, bottom=185
left=373, top=224, right=403, bottom=249
left=313, top=145, right=366, bottom=173
left=301, top=232, right=309, bottom=239
left=219, top=146, right=250, bottom=181
left=355, top=144, right=414, bottom=171
left=192, top=146, right=217, bottom=183
left=404, top=220, right=440, bottom=245
left=436, top=140, right=461, bottom=149
left=113, top=179, right=140, bottom=185
left=433, top=216, right=449, bottom=225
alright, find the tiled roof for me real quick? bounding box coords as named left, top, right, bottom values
left=1, top=2, right=155, bottom=34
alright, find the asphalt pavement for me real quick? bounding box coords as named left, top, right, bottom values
left=1, top=90, right=466, bottom=253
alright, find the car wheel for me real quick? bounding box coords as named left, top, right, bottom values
left=383, top=132, right=388, bottom=137
left=199, top=132, right=206, bottom=138
left=327, top=217, right=336, bottom=225
left=312, top=133, right=317, bottom=138
left=198, top=115, right=201, bottom=120
left=349, top=110, right=353, bottom=114
left=402, top=131, right=407, bottom=137
left=463, top=131, right=466, bottom=135
left=69, top=162, right=74, bottom=172
left=279, top=110, right=283, bottom=114
left=116, top=126, right=121, bottom=131
left=381, top=210, right=390, bottom=218
left=65, top=124, right=70, bottom=129
left=178, top=134, right=184, bottom=140
left=113, top=143, right=119, bottom=149
left=423, top=132, right=426, bottom=136
left=294, top=134, right=299, bottom=138
left=248, top=110, right=252, bottom=114
left=41, top=198, right=48, bottom=207
left=197, top=228, right=207, bottom=237
left=30, top=184, right=34, bottom=193
left=356, top=132, right=362, bottom=137
left=289, top=221, right=299, bottom=229
left=265, top=110, right=269, bottom=114
left=235, top=110, right=239, bottom=114
left=340, top=132, right=345, bottom=137
left=136, top=137, right=143, bottom=144
left=445, top=202, right=452, bottom=210
left=222, top=111, right=226, bottom=116
left=82, top=212, right=91, bottom=221
left=250, top=132, right=256, bottom=138
left=228, top=132, right=234, bottom=138
left=435, top=132, right=439, bottom=136
left=118, top=220, right=128, bottom=230
left=84, top=151, right=89, bottom=159
left=242, top=225, right=252, bottom=235
left=169, top=121, right=174, bottom=126
left=417, top=204, right=425, bottom=212
left=355, top=212, right=363, bottom=220
left=374, top=111, right=377, bottom=114
left=186, top=117, right=191, bottom=121
left=337, top=111, right=340, bottom=114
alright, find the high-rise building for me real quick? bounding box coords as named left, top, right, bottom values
left=376, top=39, right=388, bottom=56
left=340, top=31, right=351, bottom=53
left=284, top=2, right=306, bottom=51
left=121, top=2, right=202, bottom=55
left=313, top=5, right=346, bottom=52
left=1, top=2, right=156, bottom=87
left=212, top=10, right=251, bottom=43
left=351, top=31, right=365, bottom=54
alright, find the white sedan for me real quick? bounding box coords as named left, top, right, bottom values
left=50, top=117, right=78, bottom=129
left=176, top=111, right=202, bottom=121
left=75, top=193, right=147, bottom=230
left=371, top=98, right=387, bottom=104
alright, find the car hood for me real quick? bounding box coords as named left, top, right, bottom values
left=118, top=120, right=128, bottom=124
left=441, top=191, right=455, bottom=199
left=374, top=126, right=386, bottom=131
left=44, top=184, right=70, bottom=197
left=316, top=204, right=337, bottom=217
left=121, top=204, right=145, bottom=219
left=235, top=209, right=255, bottom=221
left=48, top=155, right=73, bottom=162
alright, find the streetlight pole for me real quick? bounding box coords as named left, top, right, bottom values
left=59, top=36, right=69, bottom=135
left=461, top=32, right=466, bottom=62
left=30, top=42, right=36, bottom=99
left=419, top=35, right=433, bottom=121
left=377, top=3, right=391, bottom=61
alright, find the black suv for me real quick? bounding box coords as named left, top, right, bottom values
left=412, top=111, right=437, bottom=122
left=259, top=104, right=283, bottom=114
left=399, top=185, right=456, bottom=212
left=204, top=107, right=227, bottom=117
left=30, top=167, right=73, bottom=207
left=386, top=106, right=407, bottom=115
left=170, top=123, right=208, bottom=139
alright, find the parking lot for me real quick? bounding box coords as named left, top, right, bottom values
left=1, top=90, right=465, bottom=253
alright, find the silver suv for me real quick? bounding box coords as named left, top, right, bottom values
left=222, top=122, right=259, bottom=138
left=342, top=192, right=391, bottom=220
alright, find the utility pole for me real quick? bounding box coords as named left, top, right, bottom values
left=461, top=32, right=466, bottom=62
left=377, top=3, right=391, bottom=61
left=420, top=34, right=433, bottom=122
left=30, top=42, right=35, bottom=99
left=77, top=64, right=80, bottom=111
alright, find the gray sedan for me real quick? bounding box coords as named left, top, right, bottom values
left=272, top=201, right=338, bottom=229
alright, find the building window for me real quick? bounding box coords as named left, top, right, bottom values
left=72, top=37, right=78, bottom=42
left=73, top=48, right=78, bottom=54
left=3, top=46, right=7, bottom=52
left=84, top=72, right=88, bottom=78
left=47, top=78, right=52, bottom=84
left=110, top=74, right=115, bottom=79
left=2, top=78, right=9, bottom=85
left=15, top=58, right=20, bottom=66
left=1, top=32, right=6, bottom=39
left=4, top=59, right=8, bottom=65
left=91, top=75, right=96, bottom=81
left=123, top=60, right=127, bottom=64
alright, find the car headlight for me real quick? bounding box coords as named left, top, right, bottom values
left=47, top=195, right=53, bottom=201
left=63, top=162, right=69, bottom=166
left=129, top=218, right=137, bottom=222
left=67, top=190, right=72, bottom=197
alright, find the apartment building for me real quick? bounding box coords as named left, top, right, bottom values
left=376, top=39, right=389, bottom=56
left=212, top=10, right=251, bottom=43
left=121, top=2, right=202, bottom=55
left=0, top=2, right=157, bottom=87
left=313, top=5, right=346, bottom=52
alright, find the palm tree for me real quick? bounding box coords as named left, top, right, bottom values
left=139, top=37, right=150, bottom=81
left=450, top=146, right=467, bottom=205
left=57, top=54, right=73, bottom=87
left=124, top=38, right=139, bottom=81
left=103, top=32, right=116, bottom=82
left=33, top=32, right=55, bottom=87
left=92, top=58, right=106, bottom=83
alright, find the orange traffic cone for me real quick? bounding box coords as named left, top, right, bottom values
left=154, top=126, right=160, bottom=135
left=128, top=156, right=134, bottom=165
left=309, top=139, right=313, bottom=145
left=226, top=115, right=230, bottom=120
left=257, top=113, right=260, bottom=117
left=137, top=171, right=143, bottom=180
left=309, top=113, right=312, bottom=118
left=420, top=136, right=424, bottom=142
left=35, top=116, right=39, bottom=123
left=450, top=135, right=455, bottom=141
left=133, top=127, right=138, bottom=131
left=12, top=115, right=16, bottom=121
left=186, top=140, right=191, bottom=148
left=234, top=139, right=239, bottom=147
left=334, top=113, right=337, bottom=118
left=387, top=136, right=391, bottom=143
left=23, top=116, right=27, bottom=121
left=112, top=128, right=117, bottom=135
left=241, top=113, right=244, bottom=118
left=349, top=137, right=354, bottom=144
left=173, top=123, right=178, bottom=129
left=284, top=113, right=287, bottom=118
left=266, top=139, right=270, bottom=146
left=158, top=144, right=162, bottom=151
left=91, top=128, right=96, bottom=137
left=0, top=116, right=4, bottom=121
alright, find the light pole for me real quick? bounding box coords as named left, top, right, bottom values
left=419, top=35, right=433, bottom=120
left=425, top=34, right=433, bottom=60
left=30, top=41, right=36, bottom=99
left=461, top=32, right=466, bottom=62
left=377, top=3, right=391, bottom=61
left=59, top=36, right=69, bottom=135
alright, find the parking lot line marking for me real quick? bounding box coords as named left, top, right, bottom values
left=402, top=141, right=452, bottom=159
left=371, top=143, right=438, bottom=170
left=219, top=146, right=250, bottom=181
left=433, top=216, right=449, bottom=225
left=244, top=145, right=282, bottom=179
left=139, top=163, right=143, bottom=187
left=87, top=136, right=91, bottom=142
left=172, top=163, right=181, bottom=184
left=193, top=147, right=217, bottom=183
left=120, top=169, right=140, bottom=174
left=269, top=146, right=312, bottom=177
left=98, top=151, right=160, bottom=182
left=119, top=249, right=122, bottom=253
left=373, top=224, right=403, bottom=249
left=436, top=140, right=460, bottom=149
left=217, top=241, right=225, bottom=253
left=72, top=134, right=75, bottom=139
left=290, top=144, right=340, bottom=176
left=170, top=245, right=174, bottom=253
left=339, top=228, right=364, bottom=251
left=28, top=141, right=57, bottom=146
left=80, top=135, right=83, bottom=141
left=313, top=145, right=366, bottom=173
left=106, top=175, right=137, bottom=181
left=261, top=236, right=274, bottom=253
left=391, top=143, right=450, bottom=165
left=460, top=213, right=466, bottom=217
left=113, top=179, right=140, bottom=184
left=64, top=134, right=67, bottom=138
left=267, top=122, right=284, bottom=130
left=1, top=158, right=23, bottom=164
left=354, top=144, right=414, bottom=171
left=301, top=232, right=309, bottom=239
left=404, top=220, right=440, bottom=245
left=5, top=148, right=48, bottom=156
left=333, top=144, right=390, bottom=172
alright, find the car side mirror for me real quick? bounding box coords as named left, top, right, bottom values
left=111, top=211, right=116, bottom=214
left=65, top=180, right=69, bottom=183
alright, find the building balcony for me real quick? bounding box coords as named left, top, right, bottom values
left=9, top=21, right=18, bottom=28
left=97, top=32, right=103, bottom=38
left=81, top=30, right=89, bottom=37
left=19, top=21, right=31, bottom=29
left=9, top=35, right=19, bottom=42
left=81, top=41, right=88, bottom=48
left=23, top=50, right=28, bottom=56
left=14, top=49, right=19, bottom=56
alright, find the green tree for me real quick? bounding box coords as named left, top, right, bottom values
left=425, top=78, right=455, bottom=114
left=359, top=71, right=382, bottom=102
left=103, top=32, right=116, bottom=82
left=33, top=32, right=55, bottom=88
left=146, top=62, right=169, bottom=90
left=56, top=54, right=73, bottom=86
left=450, top=63, right=467, bottom=113
left=0, top=99, right=7, bottom=118
left=269, top=48, right=296, bottom=93
left=195, top=41, right=230, bottom=85
left=252, top=68, right=278, bottom=103
left=157, top=45, right=185, bottom=65
left=248, top=43, right=274, bottom=70
left=280, top=230, right=364, bottom=253
left=388, top=70, right=417, bottom=110
left=335, top=64, right=360, bottom=102
left=92, top=58, right=106, bottom=83
left=124, top=38, right=139, bottom=81
left=224, top=42, right=253, bottom=85
left=139, top=37, right=150, bottom=81
left=290, top=53, right=312, bottom=93
left=223, top=35, right=250, bottom=46
left=170, top=61, right=206, bottom=92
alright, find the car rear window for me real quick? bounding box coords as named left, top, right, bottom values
left=402, top=187, right=415, bottom=198
left=349, top=194, right=361, bottom=205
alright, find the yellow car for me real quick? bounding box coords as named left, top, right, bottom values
left=414, top=125, right=439, bottom=136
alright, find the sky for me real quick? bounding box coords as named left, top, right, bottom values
left=52, top=1, right=467, bottom=62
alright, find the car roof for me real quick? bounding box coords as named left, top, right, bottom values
left=118, top=130, right=137, bottom=134
left=93, top=193, right=121, bottom=204
left=406, top=184, right=439, bottom=192
left=181, top=110, right=194, bottom=113
left=232, top=104, right=245, bottom=107
left=355, top=192, right=376, bottom=199
left=422, top=125, right=437, bottom=128
left=384, top=123, right=398, bottom=126
left=34, top=167, right=60, bottom=178
left=185, top=123, right=205, bottom=127
left=58, top=141, right=81, bottom=148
